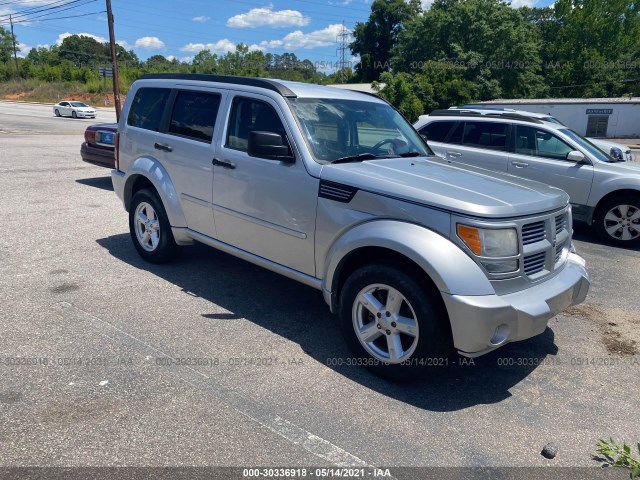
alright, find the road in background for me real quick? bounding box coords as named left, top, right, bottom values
left=0, top=102, right=638, bottom=474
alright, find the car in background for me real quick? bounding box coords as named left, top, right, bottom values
left=81, top=123, right=117, bottom=168
left=449, top=106, right=634, bottom=162
left=53, top=101, right=97, bottom=119
left=414, top=109, right=640, bottom=247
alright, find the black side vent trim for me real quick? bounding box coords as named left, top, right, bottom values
left=319, top=180, right=358, bottom=203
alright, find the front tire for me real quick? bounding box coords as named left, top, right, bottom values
left=338, top=264, right=452, bottom=381
left=594, top=194, right=640, bottom=247
left=129, top=189, right=179, bottom=263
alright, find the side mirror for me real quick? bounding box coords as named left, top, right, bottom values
left=567, top=150, right=585, bottom=163
left=248, top=131, right=294, bottom=163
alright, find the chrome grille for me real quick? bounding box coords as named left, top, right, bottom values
left=555, top=243, right=564, bottom=263
left=522, top=221, right=546, bottom=245
left=555, top=214, right=566, bottom=235
left=524, top=251, right=546, bottom=276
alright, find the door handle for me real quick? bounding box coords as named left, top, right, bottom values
left=154, top=142, right=173, bottom=152
left=212, top=158, right=236, bottom=169
left=447, top=151, right=462, bottom=158
left=511, top=160, right=529, bottom=168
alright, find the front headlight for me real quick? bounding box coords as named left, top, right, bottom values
left=457, top=225, right=519, bottom=273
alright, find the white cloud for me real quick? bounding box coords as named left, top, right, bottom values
left=16, top=42, right=31, bottom=57
left=166, top=55, right=176, bottom=61
left=180, top=39, right=236, bottom=55
left=117, top=40, right=132, bottom=50
left=134, top=36, right=165, bottom=50
left=421, top=0, right=434, bottom=9
left=180, top=56, right=193, bottom=63
left=56, top=32, right=107, bottom=45
left=258, top=24, right=348, bottom=51
left=509, top=0, right=536, bottom=7
left=227, top=5, right=310, bottom=28
left=192, top=15, right=210, bottom=23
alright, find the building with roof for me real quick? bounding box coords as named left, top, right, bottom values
left=472, top=98, right=640, bottom=138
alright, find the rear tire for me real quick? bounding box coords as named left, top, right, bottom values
left=55, top=109, right=60, bottom=117
left=129, top=189, right=179, bottom=263
left=338, top=264, right=453, bottom=382
left=594, top=194, right=640, bottom=247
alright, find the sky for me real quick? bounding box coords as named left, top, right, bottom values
left=1, top=0, right=554, bottom=70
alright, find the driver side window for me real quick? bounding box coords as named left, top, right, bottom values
left=515, top=125, right=573, bottom=161
left=226, top=97, right=289, bottom=154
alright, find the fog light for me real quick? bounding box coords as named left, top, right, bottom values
left=489, top=324, right=510, bottom=346
left=481, top=260, right=518, bottom=274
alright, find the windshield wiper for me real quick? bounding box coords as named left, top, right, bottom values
left=331, top=153, right=398, bottom=164
left=398, top=151, right=422, bottom=157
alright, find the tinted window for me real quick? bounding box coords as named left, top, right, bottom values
left=462, top=121, right=509, bottom=151
left=168, top=90, right=221, bottom=143
left=419, top=121, right=456, bottom=142
left=515, top=125, right=573, bottom=160
left=226, top=97, right=288, bottom=153
left=128, top=87, right=170, bottom=132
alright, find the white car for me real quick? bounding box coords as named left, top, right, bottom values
left=53, top=101, right=97, bottom=119
left=447, top=106, right=634, bottom=162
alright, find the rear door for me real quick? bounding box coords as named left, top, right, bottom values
left=508, top=124, right=594, bottom=205
left=153, top=87, right=227, bottom=239
left=416, top=120, right=458, bottom=159
left=420, top=120, right=511, bottom=172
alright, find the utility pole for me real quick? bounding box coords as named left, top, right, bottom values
left=106, top=0, right=121, bottom=120
left=336, top=22, right=350, bottom=84
left=9, top=14, right=19, bottom=78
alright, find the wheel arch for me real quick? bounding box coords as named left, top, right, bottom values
left=122, top=156, right=187, bottom=229
left=592, top=188, right=640, bottom=222
left=322, top=220, right=494, bottom=313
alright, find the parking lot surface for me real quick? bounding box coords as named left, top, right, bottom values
left=0, top=102, right=638, bottom=476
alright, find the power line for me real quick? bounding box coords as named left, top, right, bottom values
left=0, top=0, right=95, bottom=21
left=0, top=9, right=104, bottom=25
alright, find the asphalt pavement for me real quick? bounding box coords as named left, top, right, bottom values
left=0, top=101, right=638, bottom=478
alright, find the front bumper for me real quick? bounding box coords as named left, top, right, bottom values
left=76, top=111, right=96, bottom=118
left=442, top=253, right=590, bottom=357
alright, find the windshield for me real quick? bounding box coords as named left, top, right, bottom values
left=70, top=102, right=88, bottom=107
left=288, top=98, right=433, bottom=163
left=560, top=128, right=614, bottom=162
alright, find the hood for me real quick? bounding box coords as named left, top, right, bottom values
left=320, top=156, right=569, bottom=219
left=589, top=138, right=630, bottom=152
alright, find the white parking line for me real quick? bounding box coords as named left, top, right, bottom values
left=51, top=301, right=394, bottom=475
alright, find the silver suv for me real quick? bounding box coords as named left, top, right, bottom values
left=415, top=110, right=640, bottom=247
left=111, top=74, right=590, bottom=380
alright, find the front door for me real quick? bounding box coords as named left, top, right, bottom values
left=508, top=124, right=594, bottom=206
left=211, top=93, right=317, bottom=276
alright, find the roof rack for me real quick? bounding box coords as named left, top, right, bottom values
left=139, top=73, right=297, bottom=98
left=429, top=109, right=543, bottom=124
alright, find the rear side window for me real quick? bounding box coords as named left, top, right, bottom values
left=127, top=87, right=170, bottom=132
left=462, top=121, right=509, bottom=151
left=168, top=90, right=221, bottom=143
left=419, top=121, right=456, bottom=142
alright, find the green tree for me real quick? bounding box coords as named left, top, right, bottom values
left=393, top=0, right=546, bottom=100
left=0, top=26, right=14, bottom=64
left=350, top=0, right=422, bottom=81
